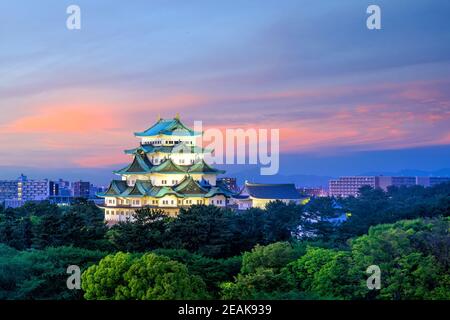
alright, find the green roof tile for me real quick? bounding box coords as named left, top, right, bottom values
left=174, top=175, right=208, bottom=195
left=100, top=180, right=129, bottom=197
left=188, top=159, right=225, bottom=174
left=114, top=153, right=153, bottom=174
left=99, top=178, right=236, bottom=199
left=135, top=117, right=201, bottom=137
left=124, top=143, right=211, bottom=155
left=151, top=158, right=187, bottom=174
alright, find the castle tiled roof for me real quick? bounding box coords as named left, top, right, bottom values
left=114, top=156, right=224, bottom=176
left=242, top=182, right=301, bottom=200
left=188, top=159, right=225, bottom=174
left=134, top=118, right=201, bottom=137
left=113, top=152, right=154, bottom=174
left=128, top=181, right=154, bottom=196
left=124, top=143, right=211, bottom=155
left=101, top=116, right=235, bottom=208
left=104, top=180, right=129, bottom=196
left=98, top=176, right=236, bottom=199
left=173, top=175, right=208, bottom=195
left=151, top=158, right=187, bottom=174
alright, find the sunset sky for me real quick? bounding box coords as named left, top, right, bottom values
left=1, top=0, right=449, bottom=179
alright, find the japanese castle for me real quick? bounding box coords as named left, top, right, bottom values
left=99, top=115, right=234, bottom=222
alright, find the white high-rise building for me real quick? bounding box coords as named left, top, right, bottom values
left=0, top=174, right=50, bottom=208
left=329, top=176, right=376, bottom=197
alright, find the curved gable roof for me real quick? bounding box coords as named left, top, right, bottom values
left=188, top=159, right=225, bottom=174
left=114, top=153, right=153, bottom=174
left=151, top=158, right=187, bottom=174
left=101, top=180, right=129, bottom=197
left=244, top=182, right=301, bottom=200
left=127, top=180, right=153, bottom=197
left=124, top=144, right=211, bottom=155
left=135, top=117, right=201, bottom=137
left=174, top=175, right=208, bottom=195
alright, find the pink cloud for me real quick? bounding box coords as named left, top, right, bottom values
left=73, top=154, right=130, bottom=168
left=2, top=105, right=118, bottom=134
left=0, top=78, right=449, bottom=168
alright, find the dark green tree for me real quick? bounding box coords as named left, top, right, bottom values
left=153, top=248, right=241, bottom=297
left=108, top=207, right=171, bottom=252
left=0, top=212, right=33, bottom=250
left=220, top=242, right=309, bottom=300
left=300, top=197, right=342, bottom=242
left=220, top=267, right=301, bottom=300
left=230, top=207, right=266, bottom=252
left=32, top=201, right=108, bottom=250
left=263, top=201, right=302, bottom=243
left=0, top=244, right=106, bottom=300
left=32, top=213, right=64, bottom=249
left=241, top=242, right=305, bottom=274
left=164, top=205, right=236, bottom=257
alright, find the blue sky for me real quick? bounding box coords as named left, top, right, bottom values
left=0, top=0, right=449, bottom=180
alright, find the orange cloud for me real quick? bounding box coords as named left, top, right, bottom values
left=73, top=153, right=130, bottom=168
left=3, top=105, right=118, bottom=134
left=1, top=79, right=449, bottom=168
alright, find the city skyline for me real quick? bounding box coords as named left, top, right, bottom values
left=1, top=1, right=450, bottom=175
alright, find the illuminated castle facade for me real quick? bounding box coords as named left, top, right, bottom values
left=99, top=115, right=234, bottom=222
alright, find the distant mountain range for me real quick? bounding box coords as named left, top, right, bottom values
left=361, top=168, right=450, bottom=177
